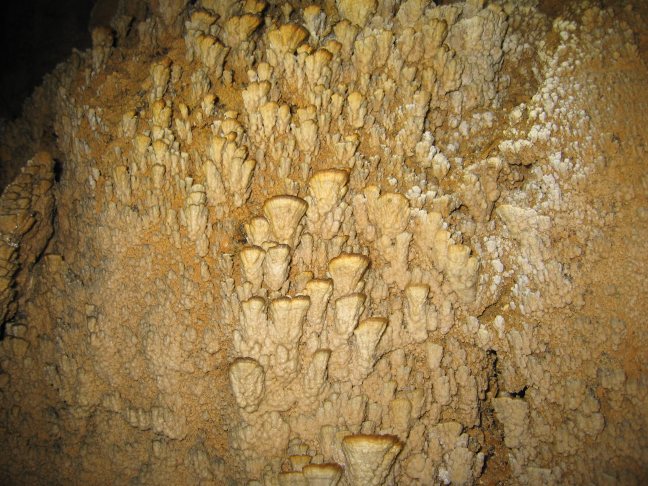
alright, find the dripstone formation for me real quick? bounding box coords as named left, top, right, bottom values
left=0, top=0, right=647, bottom=484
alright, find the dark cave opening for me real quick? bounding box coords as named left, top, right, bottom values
left=509, top=386, right=528, bottom=399
left=0, top=0, right=97, bottom=121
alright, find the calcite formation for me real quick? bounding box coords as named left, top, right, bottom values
left=0, top=0, right=647, bottom=484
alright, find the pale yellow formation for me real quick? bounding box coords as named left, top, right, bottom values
left=341, top=434, right=403, bottom=485
left=0, top=0, right=646, bottom=485
left=0, top=152, right=55, bottom=325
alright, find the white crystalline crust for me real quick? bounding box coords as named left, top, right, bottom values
left=0, top=0, right=647, bottom=485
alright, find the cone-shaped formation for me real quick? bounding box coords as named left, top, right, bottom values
left=303, top=463, right=343, bottom=485
left=268, top=24, right=309, bottom=53
left=328, top=253, right=370, bottom=296
left=263, top=196, right=309, bottom=247
left=308, top=169, right=349, bottom=212
left=341, top=434, right=403, bottom=485
left=354, top=317, right=387, bottom=363
left=229, top=358, right=265, bottom=413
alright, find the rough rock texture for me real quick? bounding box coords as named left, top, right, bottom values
left=0, top=0, right=647, bottom=484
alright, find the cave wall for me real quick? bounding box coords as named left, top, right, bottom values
left=0, top=1, right=647, bottom=484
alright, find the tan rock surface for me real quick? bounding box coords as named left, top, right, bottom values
left=0, top=1, right=647, bottom=484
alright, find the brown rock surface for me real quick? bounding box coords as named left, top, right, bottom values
left=0, top=1, right=647, bottom=484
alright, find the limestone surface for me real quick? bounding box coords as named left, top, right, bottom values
left=0, top=0, right=647, bottom=484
